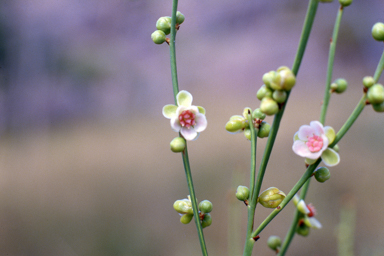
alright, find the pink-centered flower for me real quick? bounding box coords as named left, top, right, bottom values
left=293, top=195, right=322, bottom=229
left=162, top=90, right=207, bottom=141
left=292, top=121, right=340, bottom=167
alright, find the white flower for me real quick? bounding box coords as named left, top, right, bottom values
left=162, top=90, right=207, bottom=141
left=292, top=121, right=340, bottom=167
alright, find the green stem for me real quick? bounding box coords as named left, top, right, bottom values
left=182, top=146, right=208, bottom=256
left=242, top=1, right=319, bottom=255
left=280, top=6, right=344, bottom=255
left=251, top=160, right=321, bottom=238
left=373, top=47, right=384, bottom=82
left=243, top=112, right=259, bottom=256
left=170, top=0, right=179, bottom=102
left=168, top=1, right=208, bottom=255
left=320, top=5, right=344, bottom=124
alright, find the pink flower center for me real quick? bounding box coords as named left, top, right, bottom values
left=179, top=110, right=196, bottom=128
left=306, top=134, right=323, bottom=152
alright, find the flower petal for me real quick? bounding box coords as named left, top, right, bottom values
left=309, top=121, right=325, bottom=136
left=297, top=200, right=310, bottom=215
left=293, top=131, right=299, bottom=142
left=305, top=217, right=322, bottom=229
left=197, top=106, right=206, bottom=115
left=177, top=90, right=193, bottom=107
left=194, top=114, right=207, bottom=132
left=292, top=141, right=323, bottom=159
left=181, top=127, right=198, bottom=141
left=170, top=118, right=181, bottom=132
left=324, top=126, right=336, bottom=144
left=297, top=125, right=317, bottom=141
left=321, top=148, right=340, bottom=167
left=162, top=104, right=178, bottom=119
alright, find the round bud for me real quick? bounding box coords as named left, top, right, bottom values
left=243, top=128, right=251, bottom=141
left=258, top=187, right=286, bottom=208
left=260, top=97, right=279, bottom=116
left=257, top=85, right=273, bottom=100
left=258, top=121, right=270, bottom=138
left=156, top=16, right=172, bottom=35
left=236, top=185, right=250, bottom=201
left=272, top=90, right=287, bottom=103
left=176, top=11, right=185, bottom=25
left=267, top=235, right=281, bottom=251
left=339, top=0, right=352, bottom=7
left=201, top=213, right=212, bottom=228
left=277, top=67, right=296, bottom=91
left=170, top=137, right=186, bottom=152
left=198, top=200, right=213, bottom=213
left=363, top=76, right=375, bottom=88
left=372, top=22, right=384, bottom=41
left=180, top=214, right=193, bottom=224
left=332, top=78, right=348, bottom=93
left=262, top=71, right=275, bottom=88
left=367, top=83, right=384, bottom=104
left=296, top=223, right=310, bottom=236
left=151, top=30, right=166, bottom=44
left=314, top=167, right=330, bottom=183
left=173, top=199, right=193, bottom=215
left=225, top=119, right=244, bottom=133
left=252, top=108, right=266, bottom=120
left=372, top=101, right=384, bottom=112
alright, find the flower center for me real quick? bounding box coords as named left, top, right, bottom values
left=179, top=110, right=196, bottom=128
left=306, top=134, right=323, bottom=152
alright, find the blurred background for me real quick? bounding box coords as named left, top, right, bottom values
left=0, top=0, right=383, bottom=255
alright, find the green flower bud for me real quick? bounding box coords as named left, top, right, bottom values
left=258, top=187, right=286, bottom=208
left=258, top=121, right=270, bottom=138
left=176, top=11, right=185, bottom=25
left=201, top=213, right=212, bottom=228
left=170, top=137, right=186, bottom=152
left=262, top=71, right=275, bottom=88
left=180, top=214, right=193, bottom=224
left=257, top=85, right=273, bottom=100
left=173, top=199, right=193, bottom=215
left=260, top=97, right=279, bottom=116
left=226, top=119, right=245, bottom=133
left=296, top=222, right=310, bottom=236
left=272, top=90, right=287, bottom=103
left=199, top=200, right=213, bottom=213
left=367, top=83, right=384, bottom=104
left=363, top=76, right=375, bottom=88
left=266, top=71, right=283, bottom=91
left=243, top=107, right=252, bottom=119
left=333, top=144, right=340, bottom=152
left=236, top=185, right=250, bottom=201
left=314, top=167, right=330, bottom=183
left=331, top=78, right=348, bottom=93
left=372, top=101, right=384, bottom=112
left=156, top=16, right=172, bottom=35
left=372, top=22, right=384, bottom=41
left=252, top=108, right=266, bottom=120
left=267, top=235, right=281, bottom=251
left=277, top=66, right=296, bottom=91
left=244, top=128, right=251, bottom=141
left=339, top=0, right=352, bottom=7
left=151, top=30, right=166, bottom=44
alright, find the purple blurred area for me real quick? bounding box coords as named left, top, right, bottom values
left=0, top=0, right=384, bottom=255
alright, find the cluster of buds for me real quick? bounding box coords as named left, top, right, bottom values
left=151, top=11, right=185, bottom=45
left=293, top=195, right=322, bottom=236
left=330, top=78, right=348, bottom=94
left=173, top=196, right=213, bottom=228
left=257, top=66, right=296, bottom=116
left=363, top=76, right=384, bottom=112
left=225, top=107, right=271, bottom=140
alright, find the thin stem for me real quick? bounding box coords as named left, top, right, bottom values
left=168, top=1, right=208, bottom=255
left=320, top=5, right=344, bottom=124
left=242, top=1, right=319, bottom=255
left=373, top=47, right=384, bottom=83
left=182, top=146, right=208, bottom=256
left=243, top=113, right=259, bottom=256
left=170, top=0, right=179, bottom=102
left=251, top=159, right=321, bottom=238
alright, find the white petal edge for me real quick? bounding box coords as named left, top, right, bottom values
left=321, top=148, right=340, bottom=167
left=162, top=104, right=178, bottom=119
left=180, top=127, right=198, bottom=141
left=194, top=114, right=207, bottom=132
left=309, top=121, right=325, bottom=136
left=297, top=125, right=317, bottom=141
left=170, top=118, right=181, bottom=132
left=177, top=90, right=193, bottom=107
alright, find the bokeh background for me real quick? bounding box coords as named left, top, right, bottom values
left=0, top=0, right=383, bottom=255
